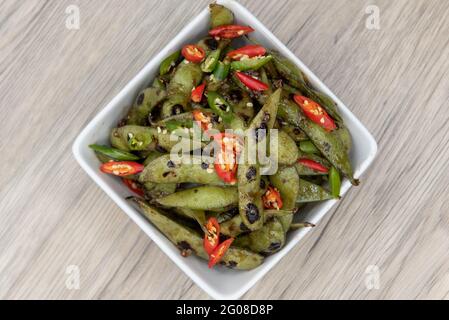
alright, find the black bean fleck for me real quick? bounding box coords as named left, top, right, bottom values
left=155, top=145, right=168, bottom=153
left=177, top=241, right=195, bottom=257
left=136, top=93, right=145, bottom=106
left=293, top=128, right=302, bottom=135
left=245, top=203, right=260, bottom=224
left=240, top=222, right=250, bottom=232
left=172, top=105, right=184, bottom=115
left=259, top=179, right=266, bottom=189
left=201, top=162, right=209, bottom=170
left=262, top=112, right=271, bottom=122
left=227, top=261, right=238, bottom=269
left=167, top=160, right=175, bottom=168
left=323, top=142, right=331, bottom=153
left=246, top=166, right=257, bottom=181
left=268, top=242, right=282, bottom=251
left=229, top=90, right=243, bottom=102
left=204, top=38, right=218, bottom=50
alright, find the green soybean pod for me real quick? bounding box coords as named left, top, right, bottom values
left=133, top=198, right=263, bottom=270
left=233, top=217, right=285, bottom=255
left=210, top=3, right=234, bottom=28
left=156, top=186, right=238, bottom=210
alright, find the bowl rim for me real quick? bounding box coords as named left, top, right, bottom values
left=72, top=0, right=377, bottom=300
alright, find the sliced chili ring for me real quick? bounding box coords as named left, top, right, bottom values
left=263, top=186, right=284, bottom=210
left=209, top=25, right=254, bottom=39
left=182, top=44, right=206, bottom=63
left=122, top=178, right=145, bottom=197
left=227, top=45, right=266, bottom=60
left=100, top=161, right=144, bottom=176
left=213, top=133, right=243, bottom=185
left=191, top=82, right=206, bottom=103
left=293, top=95, right=337, bottom=131
left=208, top=238, right=234, bottom=269
left=235, top=72, right=269, bottom=91
left=193, top=109, right=213, bottom=132
left=203, top=217, right=220, bottom=256
left=297, top=158, right=329, bottom=173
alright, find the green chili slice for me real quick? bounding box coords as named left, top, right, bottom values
left=89, top=145, right=140, bottom=161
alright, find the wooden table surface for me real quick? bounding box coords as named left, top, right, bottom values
left=1, top=0, right=448, bottom=300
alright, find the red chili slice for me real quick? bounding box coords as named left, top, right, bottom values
left=227, top=45, right=266, bottom=60
left=204, top=217, right=220, bottom=256
left=293, top=95, right=337, bottom=131
left=297, top=158, right=329, bottom=173
left=122, top=178, right=145, bottom=197
left=263, top=186, right=284, bottom=210
left=193, top=109, right=213, bottom=132
left=213, top=133, right=243, bottom=184
left=182, top=45, right=206, bottom=63
left=235, top=72, right=269, bottom=91
left=209, top=25, right=254, bottom=39
left=191, top=82, right=206, bottom=103
left=208, top=238, right=234, bottom=269
left=100, top=161, right=144, bottom=176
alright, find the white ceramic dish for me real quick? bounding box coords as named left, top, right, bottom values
left=72, top=0, right=377, bottom=300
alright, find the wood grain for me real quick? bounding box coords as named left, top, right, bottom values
left=0, top=0, right=448, bottom=300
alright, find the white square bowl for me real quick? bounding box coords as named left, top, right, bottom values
left=72, top=0, right=377, bottom=300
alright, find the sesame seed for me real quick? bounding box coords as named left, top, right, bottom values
left=246, top=102, right=253, bottom=108
left=157, top=127, right=162, bottom=133
left=162, top=129, right=168, bottom=134
left=207, top=168, right=214, bottom=174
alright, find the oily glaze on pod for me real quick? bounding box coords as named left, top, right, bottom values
left=133, top=198, right=263, bottom=270
left=139, top=155, right=225, bottom=186
left=238, top=89, right=281, bottom=231
left=269, top=166, right=300, bottom=232
left=157, top=186, right=238, bottom=210
left=233, top=217, right=285, bottom=255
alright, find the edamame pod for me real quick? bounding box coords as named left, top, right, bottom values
left=296, top=178, right=334, bottom=203
left=280, top=125, right=308, bottom=142
left=221, top=209, right=294, bottom=237
left=210, top=3, right=234, bottom=28
left=157, top=186, right=238, bottom=210
left=278, top=99, right=358, bottom=185
left=173, top=208, right=207, bottom=231
left=143, top=182, right=177, bottom=199
left=134, top=198, right=263, bottom=270
left=161, top=62, right=203, bottom=118
left=273, top=130, right=299, bottom=166
left=233, top=218, right=285, bottom=255
left=111, top=125, right=201, bottom=153
left=269, top=166, right=300, bottom=232
left=139, top=155, right=225, bottom=185
left=238, top=89, right=281, bottom=231
left=271, top=51, right=343, bottom=123
left=295, top=152, right=331, bottom=176
left=127, top=87, right=167, bottom=126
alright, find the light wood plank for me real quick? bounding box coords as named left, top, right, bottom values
left=0, top=0, right=448, bottom=299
